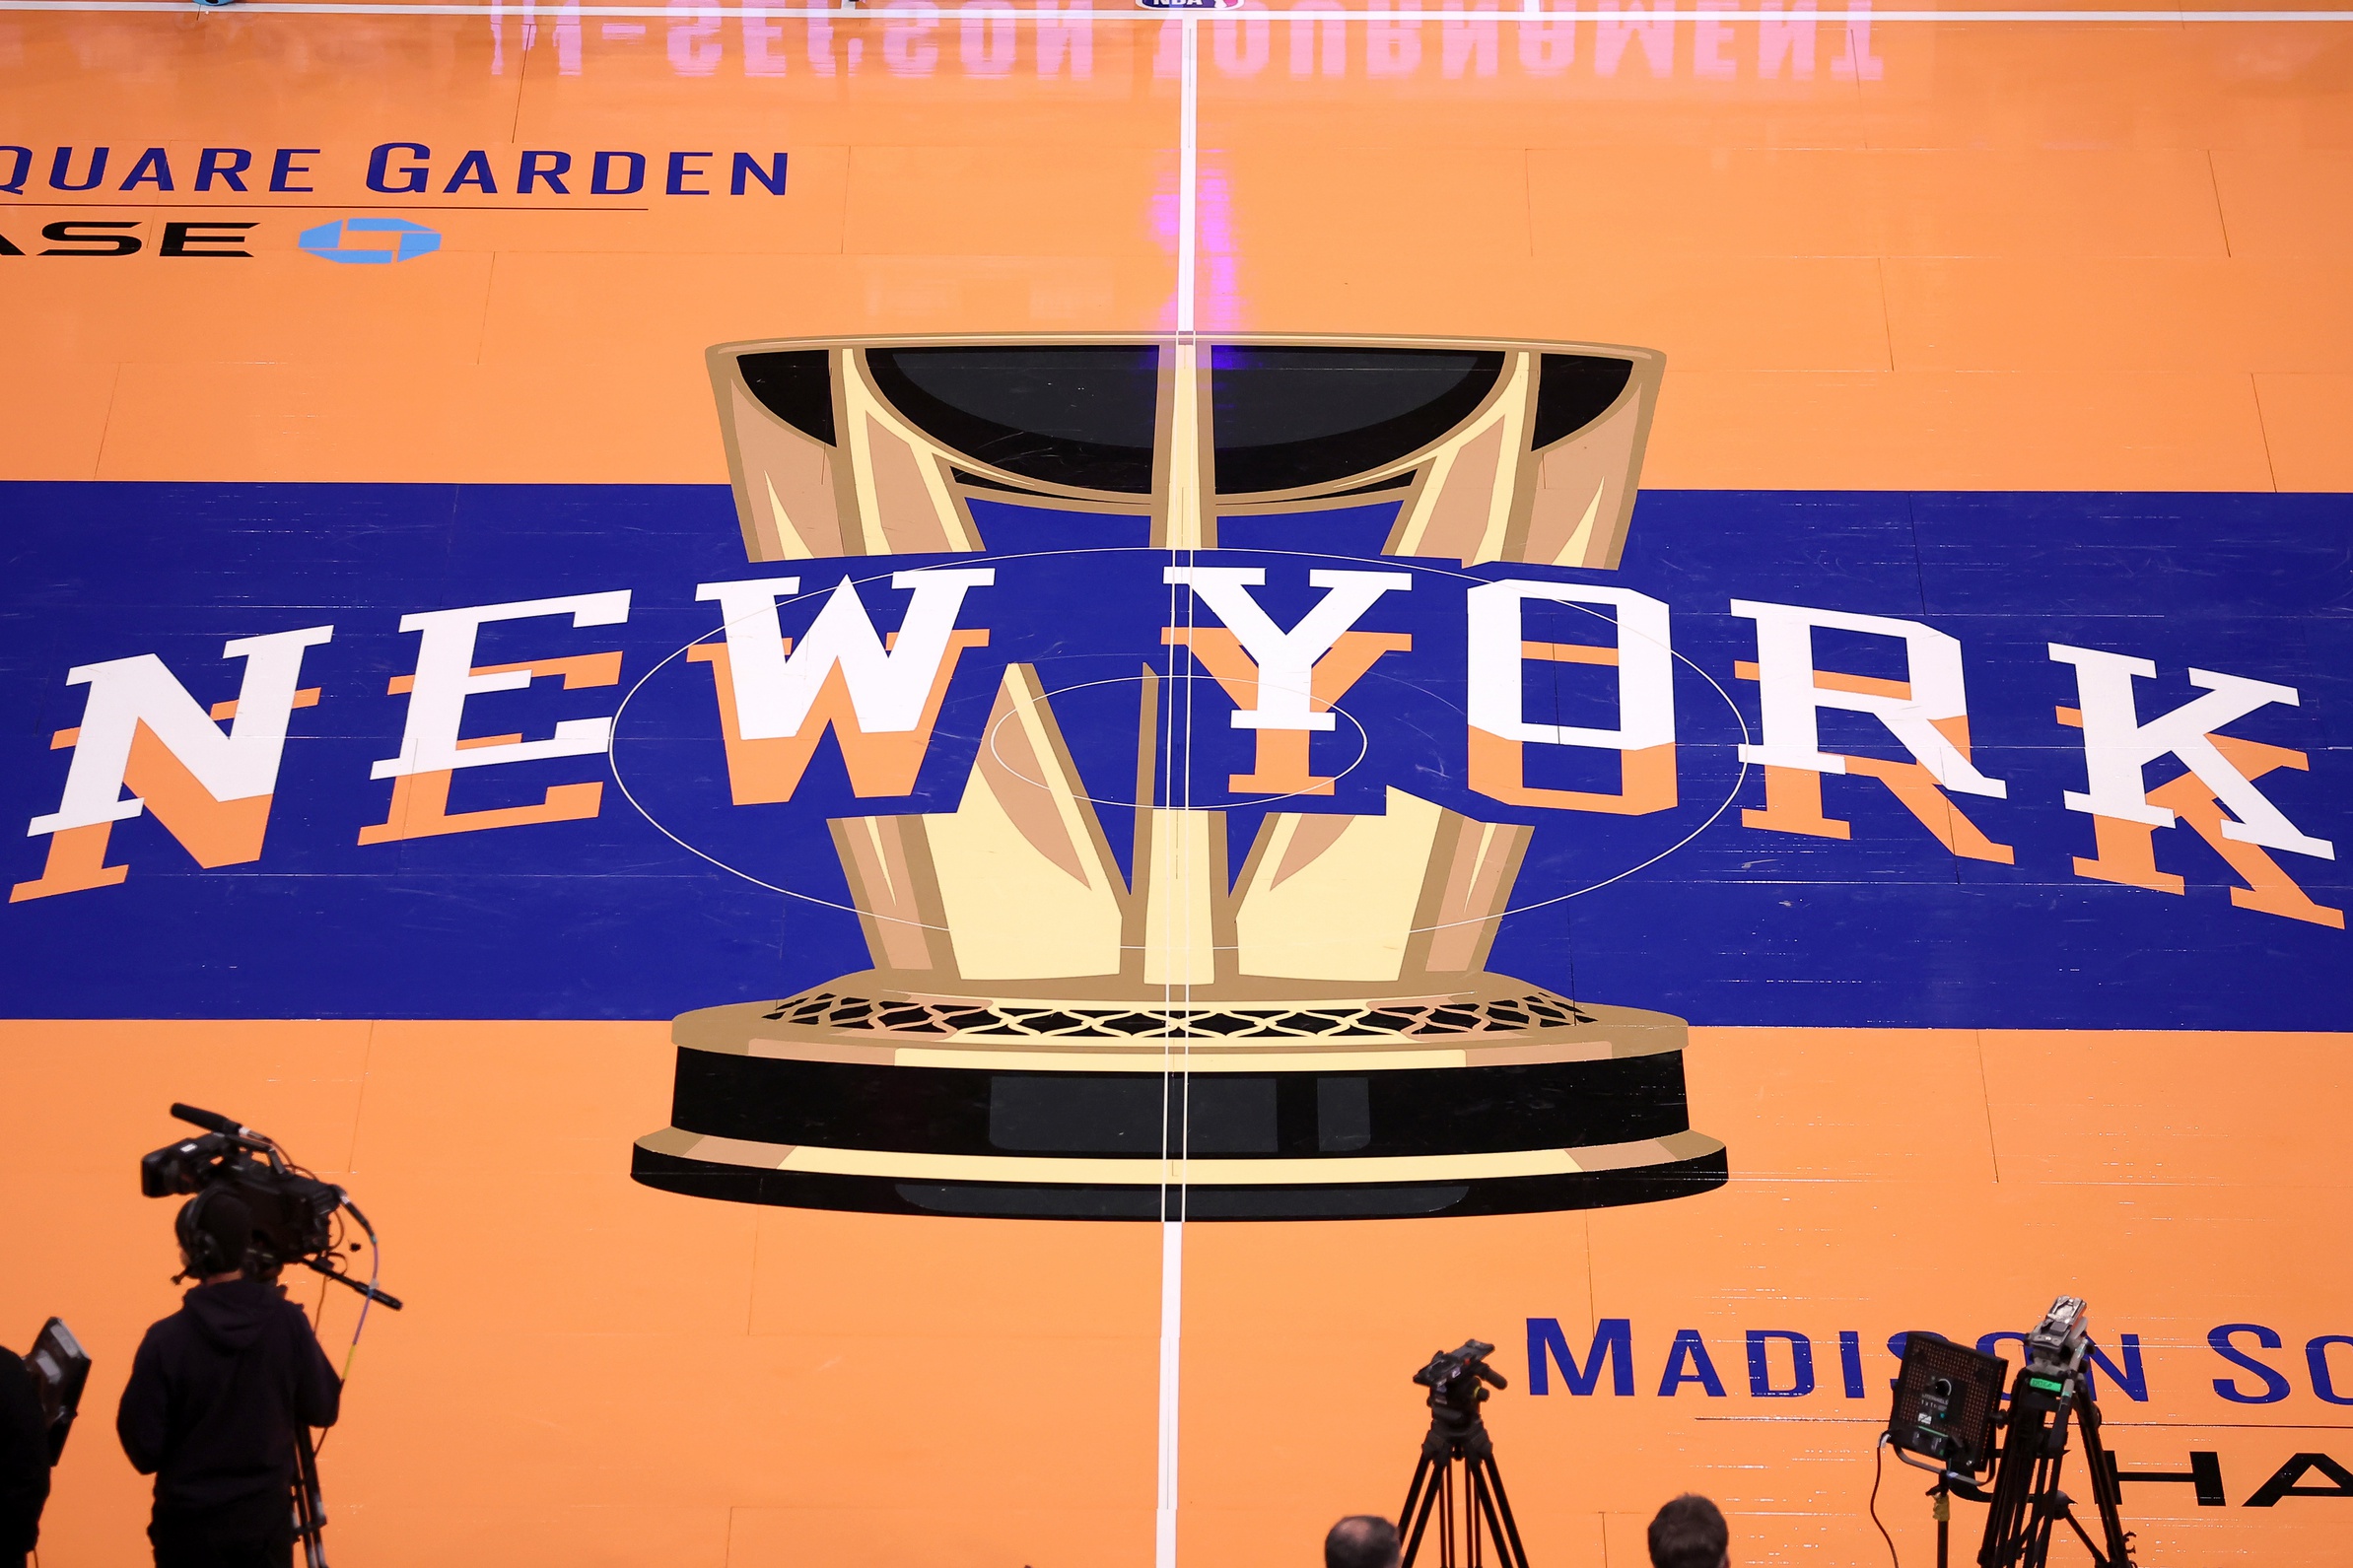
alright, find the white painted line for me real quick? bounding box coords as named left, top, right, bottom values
left=4, top=2, right=2351, bottom=19
left=1176, top=15, right=1199, bottom=340
left=1154, top=1212, right=1185, bottom=1568
left=1157, top=26, right=1199, bottom=1566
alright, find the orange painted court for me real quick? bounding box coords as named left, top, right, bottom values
left=1, top=3, right=2349, bottom=1566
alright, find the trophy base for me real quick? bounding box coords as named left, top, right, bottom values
left=631, top=1135, right=1728, bottom=1220
left=631, top=973, right=1729, bottom=1222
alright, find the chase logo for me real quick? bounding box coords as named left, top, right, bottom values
left=298, top=216, right=441, bottom=265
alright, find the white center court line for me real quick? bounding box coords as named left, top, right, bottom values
left=1156, top=21, right=1200, bottom=1568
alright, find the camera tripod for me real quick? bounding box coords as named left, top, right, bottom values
left=1398, top=1344, right=1531, bottom=1568
left=294, top=1426, right=329, bottom=1568
left=1969, top=1377, right=2132, bottom=1568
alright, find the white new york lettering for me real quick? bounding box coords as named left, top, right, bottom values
left=696, top=569, right=996, bottom=740
left=29, top=625, right=335, bottom=837
left=1731, top=600, right=2006, bottom=797
left=2048, top=643, right=2333, bottom=859
left=1164, top=567, right=1413, bottom=731
left=1467, top=580, right=1675, bottom=749
left=371, top=592, right=632, bottom=781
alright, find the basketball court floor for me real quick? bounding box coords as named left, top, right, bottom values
left=2, top=4, right=2350, bottom=1566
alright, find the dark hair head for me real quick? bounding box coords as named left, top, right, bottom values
left=1325, top=1514, right=1401, bottom=1568
left=176, top=1190, right=255, bottom=1278
left=1648, top=1494, right=1729, bottom=1568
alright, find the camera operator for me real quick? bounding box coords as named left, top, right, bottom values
left=116, top=1192, right=340, bottom=1568
left=0, top=1339, right=47, bottom=1568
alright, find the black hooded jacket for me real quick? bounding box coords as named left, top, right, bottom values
left=116, top=1280, right=341, bottom=1515
left=0, top=1345, right=48, bottom=1553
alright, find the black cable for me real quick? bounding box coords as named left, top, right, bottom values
left=1868, top=1434, right=1902, bottom=1568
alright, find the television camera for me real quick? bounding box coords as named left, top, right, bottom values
left=141, top=1103, right=400, bottom=1310
left=1883, top=1296, right=2135, bottom=1568
left=140, top=1103, right=403, bottom=1568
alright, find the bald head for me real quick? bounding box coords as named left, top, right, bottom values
left=1325, top=1515, right=1402, bottom=1568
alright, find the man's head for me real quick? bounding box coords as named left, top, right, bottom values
left=174, top=1189, right=255, bottom=1282
left=1647, top=1494, right=1729, bottom=1568
left=1325, top=1514, right=1401, bottom=1568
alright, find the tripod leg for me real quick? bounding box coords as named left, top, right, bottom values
left=1458, top=1466, right=1478, bottom=1568
left=1478, top=1464, right=1495, bottom=1568
left=1401, top=1454, right=1435, bottom=1556
left=2021, top=1450, right=2063, bottom=1568
left=293, top=1426, right=329, bottom=1568
left=1978, top=1393, right=2051, bottom=1568
left=2072, top=1388, right=2132, bottom=1567
left=1431, top=1461, right=1450, bottom=1568
left=1441, top=1460, right=1458, bottom=1568
left=1470, top=1462, right=1507, bottom=1568
left=1402, top=1455, right=1446, bottom=1568
left=1477, top=1455, right=1533, bottom=1568
left=2056, top=1503, right=2110, bottom=1564
left=2025, top=1506, right=2057, bottom=1568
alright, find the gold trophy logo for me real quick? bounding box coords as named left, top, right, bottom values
left=634, top=336, right=1725, bottom=1219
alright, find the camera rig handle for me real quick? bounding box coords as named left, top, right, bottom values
left=297, top=1256, right=404, bottom=1312
left=170, top=1103, right=288, bottom=1170
left=173, top=1103, right=278, bottom=1152
left=147, top=1105, right=402, bottom=1313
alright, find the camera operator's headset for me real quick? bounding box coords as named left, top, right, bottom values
left=174, top=1188, right=255, bottom=1278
